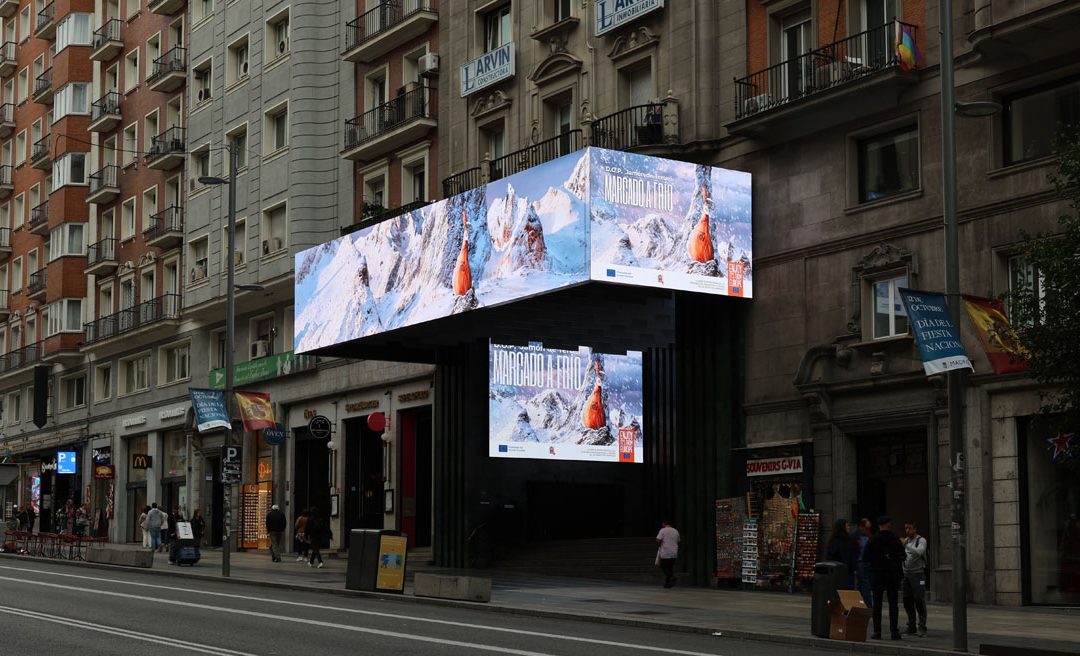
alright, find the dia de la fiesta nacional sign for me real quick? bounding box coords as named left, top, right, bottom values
left=460, top=42, right=515, bottom=97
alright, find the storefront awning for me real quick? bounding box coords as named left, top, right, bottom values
left=0, top=464, right=18, bottom=486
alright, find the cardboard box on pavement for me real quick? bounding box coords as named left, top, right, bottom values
left=828, top=590, right=870, bottom=642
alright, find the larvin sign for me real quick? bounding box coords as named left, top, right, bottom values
left=460, top=42, right=515, bottom=96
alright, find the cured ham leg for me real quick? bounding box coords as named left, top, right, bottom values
left=453, top=208, right=472, bottom=296
left=687, top=185, right=714, bottom=264
left=581, top=359, right=606, bottom=430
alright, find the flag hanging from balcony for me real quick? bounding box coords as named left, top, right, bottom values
left=961, top=295, right=1029, bottom=374
left=895, top=21, right=919, bottom=72
left=235, top=391, right=276, bottom=432
left=898, top=288, right=973, bottom=376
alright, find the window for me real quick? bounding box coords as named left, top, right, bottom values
left=48, top=224, right=85, bottom=260
left=4, top=15, right=14, bottom=43
left=98, top=283, right=113, bottom=317
left=193, top=60, right=212, bottom=104
left=250, top=314, right=274, bottom=356
left=6, top=391, right=19, bottom=424
left=227, top=124, right=248, bottom=169
left=264, top=102, right=288, bottom=153
left=119, top=352, right=150, bottom=395
left=121, top=197, right=136, bottom=240
left=26, top=249, right=36, bottom=277
left=261, top=203, right=286, bottom=255
left=46, top=299, right=82, bottom=335
left=142, top=187, right=157, bottom=233
left=52, top=153, right=87, bottom=187
left=54, top=83, right=90, bottom=121
left=126, top=0, right=140, bottom=19
left=211, top=329, right=226, bottom=369
left=94, top=363, right=112, bottom=402
left=266, top=10, right=289, bottom=61
left=146, top=33, right=160, bottom=65
left=193, top=0, right=212, bottom=23
left=621, top=62, right=653, bottom=107
left=227, top=36, right=249, bottom=86
left=777, top=8, right=813, bottom=97
left=59, top=375, right=86, bottom=410
left=481, top=122, right=505, bottom=161
left=224, top=218, right=246, bottom=270
left=100, top=208, right=115, bottom=240
left=1004, top=79, right=1080, bottom=166
left=18, top=7, right=29, bottom=42
left=363, top=174, right=385, bottom=210
left=1008, top=254, right=1045, bottom=326
left=143, top=110, right=158, bottom=154
left=871, top=274, right=909, bottom=339
left=17, top=67, right=27, bottom=103
left=124, top=49, right=140, bottom=92
left=12, top=193, right=23, bottom=229
left=189, top=236, right=208, bottom=282
left=856, top=123, right=919, bottom=203
left=55, top=13, right=92, bottom=51
left=159, top=341, right=190, bottom=384
left=10, top=257, right=20, bottom=292
left=553, top=0, right=572, bottom=22
left=122, top=123, right=138, bottom=167
left=484, top=4, right=511, bottom=52
left=191, top=144, right=211, bottom=182
left=14, top=130, right=25, bottom=166
left=404, top=158, right=426, bottom=203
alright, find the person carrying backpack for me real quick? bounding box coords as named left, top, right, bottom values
left=902, top=520, right=929, bottom=637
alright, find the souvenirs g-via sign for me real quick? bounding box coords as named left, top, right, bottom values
left=595, top=0, right=665, bottom=36
left=460, top=42, right=515, bottom=96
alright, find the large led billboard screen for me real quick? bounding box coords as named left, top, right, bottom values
left=489, top=341, right=643, bottom=463
left=295, top=148, right=751, bottom=353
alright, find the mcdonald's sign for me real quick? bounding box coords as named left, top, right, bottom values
left=132, top=454, right=152, bottom=470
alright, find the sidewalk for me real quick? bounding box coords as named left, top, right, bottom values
left=7, top=546, right=1080, bottom=656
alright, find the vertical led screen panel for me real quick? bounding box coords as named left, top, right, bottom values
left=489, top=341, right=643, bottom=463
left=294, top=148, right=751, bottom=353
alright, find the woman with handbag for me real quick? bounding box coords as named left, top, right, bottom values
left=293, top=509, right=309, bottom=562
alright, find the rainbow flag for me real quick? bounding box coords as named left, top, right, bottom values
left=895, top=22, right=919, bottom=72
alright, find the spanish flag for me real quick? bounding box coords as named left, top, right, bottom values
left=234, top=391, right=276, bottom=432
left=895, top=21, right=919, bottom=73
left=961, top=295, right=1029, bottom=374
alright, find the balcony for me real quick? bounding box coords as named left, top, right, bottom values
left=970, top=1, right=1080, bottom=61
left=0, top=165, right=11, bottom=199
left=148, top=0, right=184, bottom=16
left=89, top=92, right=122, bottom=133
left=491, top=130, right=583, bottom=181
left=0, top=227, right=10, bottom=258
left=145, top=126, right=185, bottom=170
left=343, top=0, right=439, bottom=64
left=31, top=133, right=50, bottom=170
left=27, top=268, right=47, bottom=300
left=590, top=103, right=676, bottom=152
left=0, top=103, right=13, bottom=138
left=0, top=342, right=43, bottom=375
left=29, top=201, right=49, bottom=235
left=83, top=294, right=181, bottom=347
left=86, top=237, right=118, bottom=276
left=0, top=42, right=14, bottom=77
left=91, top=19, right=123, bottom=62
left=144, top=205, right=183, bottom=249
left=342, top=84, right=436, bottom=161
left=147, top=46, right=186, bottom=93
left=342, top=200, right=430, bottom=236
left=88, top=165, right=121, bottom=204
left=728, top=22, right=919, bottom=140
left=32, top=67, right=52, bottom=105
left=34, top=2, right=54, bottom=39
left=0, top=0, right=15, bottom=18
left=0, top=289, right=8, bottom=319
left=441, top=167, right=482, bottom=199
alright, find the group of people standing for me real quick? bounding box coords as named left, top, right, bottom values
left=825, top=515, right=928, bottom=641
left=272, top=506, right=331, bottom=568
left=137, top=503, right=205, bottom=565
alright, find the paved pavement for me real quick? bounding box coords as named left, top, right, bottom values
left=3, top=547, right=1079, bottom=656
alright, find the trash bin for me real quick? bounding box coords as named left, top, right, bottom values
left=810, top=561, right=848, bottom=638
left=345, top=529, right=407, bottom=593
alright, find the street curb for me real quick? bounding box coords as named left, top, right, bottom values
left=0, top=553, right=967, bottom=656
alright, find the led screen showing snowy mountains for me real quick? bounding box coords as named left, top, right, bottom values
left=294, top=148, right=752, bottom=354
left=490, top=341, right=643, bottom=463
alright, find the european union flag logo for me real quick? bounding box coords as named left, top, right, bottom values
left=498, top=445, right=508, bottom=453
left=606, top=269, right=616, bottom=277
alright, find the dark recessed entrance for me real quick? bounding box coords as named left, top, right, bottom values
left=856, top=431, right=929, bottom=533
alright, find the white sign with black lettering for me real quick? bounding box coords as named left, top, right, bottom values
left=745, top=456, right=804, bottom=478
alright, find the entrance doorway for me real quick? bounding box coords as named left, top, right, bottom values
left=161, top=478, right=186, bottom=518
left=344, top=416, right=384, bottom=547
left=293, top=427, right=331, bottom=535
left=399, top=406, right=432, bottom=548
left=527, top=481, right=624, bottom=539
left=855, top=431, right=930, bottom=535
left=128, top=486, right=147, bottom=543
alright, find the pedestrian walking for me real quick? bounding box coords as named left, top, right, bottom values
left=190, top=510, right=206, bottom=547
left=75, top=505, right=90, bottom=537
left=865, top=516, right=906, bottom=641
left=655, top=519, right=680, bottom=588
left=265, top=504, right=287, bottom=562
left=902, top=520, right=928, bottom=636
left=825, top=519, right=856, bottom=589
left=139, top=506, right=151, bottom=549
left=294, top=509, right=310, bottom=562
left=16, top=504, right=30, bottom=532
left=305, top=507, right=330, bottom=568
left=167, top=507, right=186, bottom=564
left=145, top=503, right=168, bottom=552
left=854, top=517, right=874, bottom=608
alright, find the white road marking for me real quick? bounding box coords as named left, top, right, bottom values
left=0, top=564, right=726, bottom=656
left=0, top=604, right=258, bottom=656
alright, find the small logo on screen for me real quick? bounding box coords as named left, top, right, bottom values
left=606, top=269, right=616, bottom=277
left=498, top=445, right=508, bottom=453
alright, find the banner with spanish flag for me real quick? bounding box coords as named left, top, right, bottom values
left=961, top=295, right=1029, bottom=374
left=234, top=391, right=276, bottom=432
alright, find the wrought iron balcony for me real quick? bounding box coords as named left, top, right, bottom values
left=441, top=167, right=482, bottom=200
left=148, top=46, right=187, bottom=93
left=0, top=41, right=14, bottom=77
left=88, top=165, right=121, bottom=204
left=83, top=294, right=181, bottom=345
left=491, top=129, right=582, bottom=181
left=89, top=91, right=122, bottom=133
left=590, top=104, right=674, bottom=151
left=34, top=2, right=55, bottom=39
left=91, top=19, right=123, bottom=62
left=0, top=103, right=13, bottom=138
left=0, top=164, right=11, bottom=199
left=29, top=201, right=49, bottom=235
left=341, top=200, right=430, bottom=236
left=0, top=0, right=16, bottom=19
left=144, top=205, right=183, bottom=248
left=343, top=0, right=438, bottom=63
left=0, top=342, right=42, bottom=374
left=148, top=0, right=185, bottom=16
left=733, top=21, right=918, bottom=121
left=27, top=268, right=47, bottom=299
left=0, top=289, right=8, bottom=319
left=343, top=84, right=436, bottom=161
left=0, top=227, right=10, bottom=256
left=32, top=67, right=52, bottom=104
left=146, top=126, right=185, bottom=170
left=31, top=133, right=50, bottom=169
left=86, top=237, right=118, bottom=275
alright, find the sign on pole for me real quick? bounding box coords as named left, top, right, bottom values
left=222, top=445, right=241, bottom=484
left=898, top=288, right=973, bottom=376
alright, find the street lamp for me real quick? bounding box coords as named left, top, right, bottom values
left=199, top=142, right=238, bottom=578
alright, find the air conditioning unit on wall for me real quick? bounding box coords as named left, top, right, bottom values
left=418, top=53, right=439, bottom=78
left=250, top=340, right=270, bottom=358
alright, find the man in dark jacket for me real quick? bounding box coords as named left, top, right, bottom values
left=265, top=504, right=287, bottom=562
left=864, top=515, right=905, bottom=640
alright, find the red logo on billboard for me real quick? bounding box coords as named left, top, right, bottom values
left=618, top=428, right=635, bottom=463
left=727, top=261, right=746, bottom=297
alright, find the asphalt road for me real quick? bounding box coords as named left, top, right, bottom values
left=0, top=559, right=852, bottom=656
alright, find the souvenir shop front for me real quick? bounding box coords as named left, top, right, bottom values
left=715, top=442, right=818, bottom=590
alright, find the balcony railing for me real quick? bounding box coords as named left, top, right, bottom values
left=590, top=104, right=669, bottom=151
left=734, top=21, right=918, bottom=120
left=149, top=46, right=187, bottom=83
left=87, top=237, right=117, bottom=268
left=345, top=0, right=438, bottom=51
left=0, top=164, right=11, bottom=186
left=0, top=342, right=42, bottom=374
left=92, top=18, right=122, bottom=51
left=91, top=91, right=121, bottom=122
left=442, top=167, right=482, bottom=199
left=144, top=205, right=183, bottom=240
left=29, top=201, right=48, bottom=231
left=0, top=289, right=7, bottom=310
left=35, top=2, right=53, bottom=28
left=0, top=41, right=13, bottom=64
left=84, top=294, right=181, bottom=345
left=344, top=85, right=434, bottom=150
left=89, top=165, right=119, bottom=195
left=0, top=102, right=13, bottom=124
left=27, top=268, right=46, bottom=297
left=0, top=227, right=8, bottom=249
left=31, top=133, right=49, bottom=163
left=147, top=126, right=186, bottom=160
left=491, top=130, right=582, bottom=181
left=342, top=200, right=430, bottom=236
left=32, top=67, right=51, bottom=100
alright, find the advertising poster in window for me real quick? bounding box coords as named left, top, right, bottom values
left=489, top=341, right=643, bottom=463
left=589, top=148, right=753, bottom=297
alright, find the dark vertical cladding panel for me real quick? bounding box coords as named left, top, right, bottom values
left=645, top=345, right=677, bottom=527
